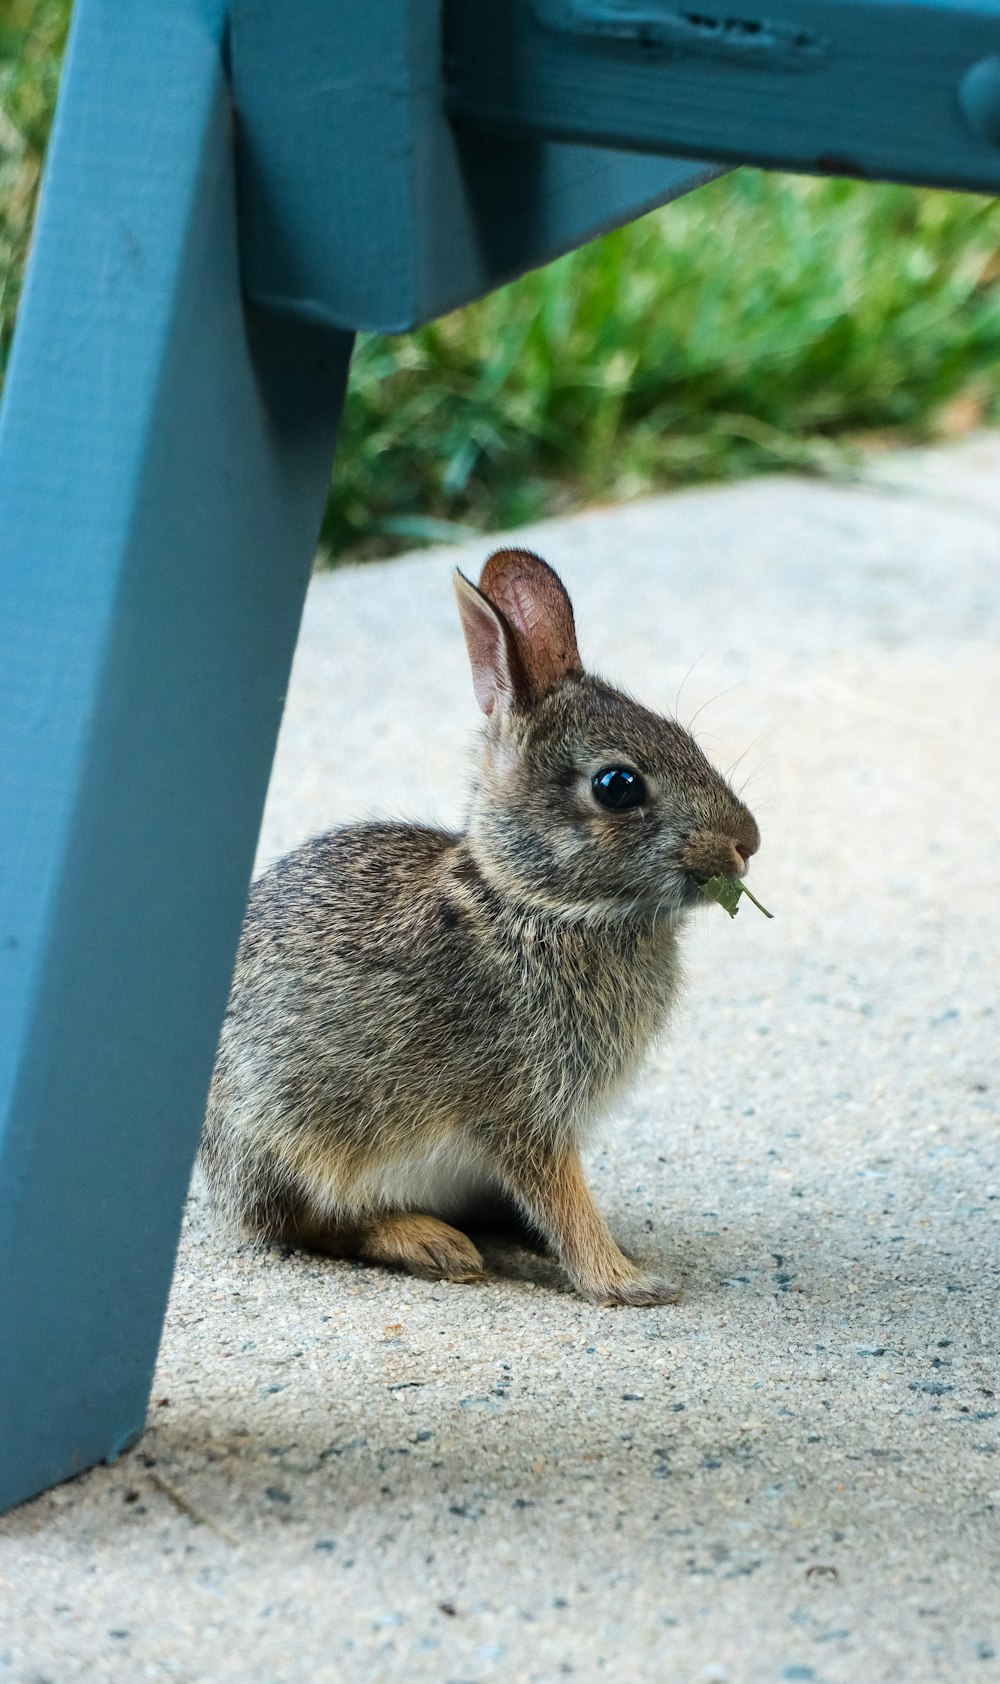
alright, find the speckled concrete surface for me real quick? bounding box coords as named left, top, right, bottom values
left=2, top=436, right=999, bottom=1684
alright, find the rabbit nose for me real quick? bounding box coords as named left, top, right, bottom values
left=735, top=842, right=755, bottom=863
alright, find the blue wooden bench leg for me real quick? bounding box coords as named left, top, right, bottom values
left=0, top=0, right=352, bottom=1512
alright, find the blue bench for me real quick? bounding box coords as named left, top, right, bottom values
left=1, top=0, right=998, bottom=1513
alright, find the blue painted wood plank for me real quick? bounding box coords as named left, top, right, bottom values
left=446, top=0, right=1000, bottom=194
left=0, top=0, right=351, bottom=1512
left=232, top=0, right=723, bottom=333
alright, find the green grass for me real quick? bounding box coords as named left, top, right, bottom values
left=0, top=0, right=68, bottom=377
left=4, top=2, right=1000, bottom=563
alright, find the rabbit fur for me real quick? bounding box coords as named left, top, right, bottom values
left=200, top=548, right=761, bottom=1305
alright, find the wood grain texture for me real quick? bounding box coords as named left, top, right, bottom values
left=231, top=0, right=723, bottom=332
left=447, top=0, right=1000, bottom=194
left=0, top=0, right=351, bottom=1512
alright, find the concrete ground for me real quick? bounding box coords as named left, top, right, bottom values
left=2, top=435, right=999, bottom=1684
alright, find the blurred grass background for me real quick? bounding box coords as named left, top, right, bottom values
left=3, top=0, right=1000, bottom=563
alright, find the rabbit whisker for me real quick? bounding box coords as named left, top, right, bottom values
left=684, top=678, right=750, bottom=734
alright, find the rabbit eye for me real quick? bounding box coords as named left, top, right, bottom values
left=591, top=767, right=647, bottom=811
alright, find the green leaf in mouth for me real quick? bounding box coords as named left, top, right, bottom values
left=694, top=873, right=774, bottom=920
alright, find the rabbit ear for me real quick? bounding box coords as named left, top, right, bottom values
left=478, top=549, right=582, bottom=701
left=453, top=569, right=531, bottom=716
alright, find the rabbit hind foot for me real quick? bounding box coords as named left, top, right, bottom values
left=359, top=1211, right=487, bottom=1282
left=286, top=1206, right=486, bottom=1284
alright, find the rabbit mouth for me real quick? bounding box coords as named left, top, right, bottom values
left=681, top=838, right=753, bottom=882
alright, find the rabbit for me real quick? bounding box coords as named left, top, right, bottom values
left=200, top=547, right=761, bottom=1306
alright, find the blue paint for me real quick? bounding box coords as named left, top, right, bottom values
left=231, top=0, right=722, bottom=332
left=448, top=0, right=1000, bottom=193
left=0, top=0, right=350, bottom=1512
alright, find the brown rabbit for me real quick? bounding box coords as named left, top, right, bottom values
left=200, top=549, right=761, bottom=1306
